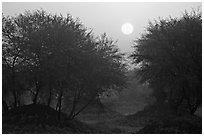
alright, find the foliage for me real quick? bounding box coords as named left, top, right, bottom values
left=2, top=9, right=126, bottom=119
left=130, top=9, right=202, bottom=114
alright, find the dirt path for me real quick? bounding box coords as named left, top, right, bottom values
left=78, top=114, right=143, bottom=133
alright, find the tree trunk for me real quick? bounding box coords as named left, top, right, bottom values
left=58, top=90, right=63, bottom=121
left=33, top=89, right=39, bottom=104
left=11, top=57, right=18, bottom=108
left=70, top=93, right=96, bottom=120
left=47, top=86, right=52, bottom=107
left=71, top=98, right=94, bottom=119
left=12, top=90, right=17, bottom=108
left=56, top=100, right=59, bottom=111
left=33, top=81, right=41, bottom=104
left=11, top=70, right=17, bottom=108
left=68, top=92, right=78, bottom=119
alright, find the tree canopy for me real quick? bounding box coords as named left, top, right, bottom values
left=130, top=10, right=202, bottom=114
left=2, top=9, right=126, bottom=119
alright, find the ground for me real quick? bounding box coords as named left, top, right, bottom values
left=77, top=109, right=143, bottom=133
left=2, top=103, right=202, bottom=134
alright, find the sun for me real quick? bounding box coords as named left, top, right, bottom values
left=121, top=23, right=134, bottom=35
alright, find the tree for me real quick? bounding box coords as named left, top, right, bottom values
left=63, top=33, right=126, bottom=119
left=2, top=9, right=126, bottom=120
left=2, top=15, right=28, bottom=107
left=130, top=9, right=201, bottom=114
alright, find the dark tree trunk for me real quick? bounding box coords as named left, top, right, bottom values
left=33, top=81, right=41, bottom=104
left=17, top=96, right=21, bottom=107
left=58, top=90, right=63, bottom=121
left=12, top=90, right=17, bottom=108
left=47, top=86, right=52, bottom=107
left=33, top=89, right=39, bottom=104
left=56, top=101, right=59, bottom=111
left=11, top=68, right=18, bottom=108
left=71, top=98, right=94, bottom=119
left=70, top=92, right=97, bottom=120
left=11, top=57, right=18, bottom=108
left=68, top=92, right=78, bottom=119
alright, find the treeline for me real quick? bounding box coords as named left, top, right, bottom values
left=2, top=8, right=202, bottom=122
left=2, top=10, right=126, bottom=119
left=130, top=9, right=202, bottom=114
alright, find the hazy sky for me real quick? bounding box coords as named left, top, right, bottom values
left=2, top=2, right=201, bottom=53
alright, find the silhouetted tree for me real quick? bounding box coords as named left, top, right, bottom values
left=61, top=33, right=126, bottom=119
left=130, top=9, right=201, bottom=114
left=2, top=9, right=126, bottom=119
left=2, top=15, right=28, bottom=107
